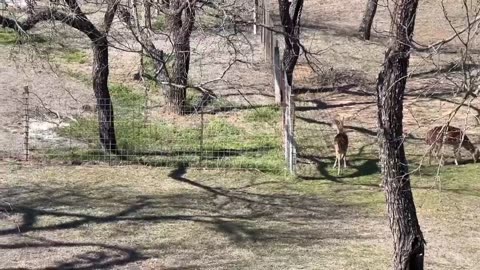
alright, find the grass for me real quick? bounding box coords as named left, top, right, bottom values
left=1, top=163, right=479, bottom=269
left=60, top=49, right=88, bottom=64
left=0, top=29, right=48, bottom=45
left=244, top=106, right=281, bottom=124
left=152, top=16, right=166, bottom=31
left=55, top=116, right=283, bottom=171
left=50, top=82, right=284, bottom=171
left=0, top=29, right=17, bottom=45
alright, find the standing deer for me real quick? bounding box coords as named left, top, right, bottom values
left=332, top=118, right=349, bottom=175
left=426, top=125, right=479, bottom=166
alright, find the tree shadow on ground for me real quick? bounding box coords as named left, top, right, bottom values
left=297, top=116, right=378, bottom=137
left=0, top=165, right=378, bottom=269
left=0, top=237, right=144, bottom=270
left=297, top=154, right=380, bottom=183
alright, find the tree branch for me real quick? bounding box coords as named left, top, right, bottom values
left=0, top=8, right=103, bottom=41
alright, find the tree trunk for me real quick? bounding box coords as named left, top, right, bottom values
left=376, top=0, right=425, bottom=269
left=278, top=0, right=304, bottom=87
left=168, top=0, right=195, bottom=114
left=359, top=0, right=378, bottom=40
left=144, top=0, right=152, bottom=29
left=93, top=36, right=117, bottom=153
left=282, top=44, right=300, bottom=87
left=25, top=0, right=36, bottom=15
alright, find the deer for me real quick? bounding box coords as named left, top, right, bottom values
left=425, top=125, right=479, bottom=166
left=332, top=118, right=349, bottom=175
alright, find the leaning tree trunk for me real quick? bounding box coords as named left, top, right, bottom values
left=376, top=0, right=425, bottom=269
left=359, top=0, right=378, bottom=40
left=0, top=1, right=119, bottom=153
left=93, top=36, right=117, bottom=153
left=168, top=0, right=195, bottom=114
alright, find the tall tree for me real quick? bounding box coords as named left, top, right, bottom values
left=278, top=0, right=304, bottom=87
left=359, top=0, right=378, bottom=40
left=167, top=0, right=195, bottom=114
left=0, top=0, right=119, bottom=153
left=376, top=0, right=425, bottom=269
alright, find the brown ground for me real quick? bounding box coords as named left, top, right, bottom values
left=1, top=0, right=480, bottom=269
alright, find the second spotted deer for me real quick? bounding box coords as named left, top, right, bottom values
left=426, top=125, right=479, bottom=166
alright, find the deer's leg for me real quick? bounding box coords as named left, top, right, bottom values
left=333, top=155, right=338, bottom=169
left=453, top=145, right=461, bottom=166
left=343, top=153, right=347, bottom=169
left=428, top=145, right=433, bottom=166
left=434, top=144, right=443, bottom=166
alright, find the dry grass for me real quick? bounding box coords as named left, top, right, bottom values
left=1, top=163, right=480, bottom=269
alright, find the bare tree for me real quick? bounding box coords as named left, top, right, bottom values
left=278, top=0, right=304, bottom=87
left=167, top=0, right=195, bottom=114
left=359, top=0, right=378, bottom=40
left=376, top=0, right=425, bottom=269
left=0, top=0, right=119, bottom=153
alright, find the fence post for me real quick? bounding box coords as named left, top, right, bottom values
left=264, top=11, right=268, bottom=62
left=199, top=109, right=204, bottom=165
left=253, top=0, right=258, bottom=35
left=260, top=0, right=265, bottom=43
left=23, top=86, right=30, bottom=161
left=281, top=73, right=296, bottom=175
left=273, top=40, right=282, bottom=104
left=289, top=92, right=296, bottom=175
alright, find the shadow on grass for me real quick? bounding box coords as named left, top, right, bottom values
left=0, top=237, right=144, bottom=270
left=297, top=154, right=380, bottom=183
left=0, top=165, right=378, bottom=268
left=297, top=116, right=378, bottom=137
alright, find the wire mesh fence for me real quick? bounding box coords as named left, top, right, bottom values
left=2, top=89, right=287, bottom=172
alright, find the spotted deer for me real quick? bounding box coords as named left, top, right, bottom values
left=332, top=118, right=349, bottom=175
left=426, top=125, right=479, bottom=166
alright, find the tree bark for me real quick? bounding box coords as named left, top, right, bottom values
left=278, top=0, right=303, bottom=87
left=359, top=0, right=378, bottom=40
left=376, top=0, right=425, bottom=269
left=144, top=0, right=152, bottom=29
left=0, top=2, right=119, bottom=153
left=168, top=0, right=195, bottom=114
left=93, top=36, right=117, bottom=153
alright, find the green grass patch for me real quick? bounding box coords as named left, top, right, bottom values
left=0, top=29, right=48, bottom=45
left=244, top=106, right=281, bottom=124
left=109, top=83, right=145, bottom=108
left=61, top=49, right=88, bottom=64
left=55, top=114, right=283, bottom=172
left=0, top=29, right=18, bottom=45
left=152, top=16, right=166, bottom=31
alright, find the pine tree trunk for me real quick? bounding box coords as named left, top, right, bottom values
left=376, top=0, right=425, bottom=269
left=359, top=0, right=378, bottom=40
left=92, top=36, right=117, bottom=153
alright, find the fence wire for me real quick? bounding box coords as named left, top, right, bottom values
left=1, top=93, right=287, bottom=172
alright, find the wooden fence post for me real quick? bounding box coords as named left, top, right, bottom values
left=273, top=40, right=282, bottom=104
left=253, top=0, right=258, bottom=35
left=23, top=85, right=30, bottom=161
left=281, top=71, right=296, bottom=175
left=260, top=0, right=265, bottom=43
